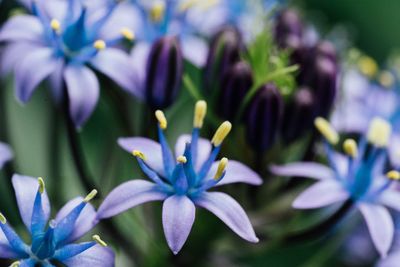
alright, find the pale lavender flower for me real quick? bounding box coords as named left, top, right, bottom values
left=0, top=142, right=12, bottom=169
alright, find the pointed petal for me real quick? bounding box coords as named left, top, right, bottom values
left=359, top=203, right=394, bottom=258
left=0, top=142, right=13, bottom=169
left=205, top=160, right=262, bottom=186
left=15, top=47, right=58, bottom=103
left=97, top=180, right=167, bottom=219
left=0, top=230, right=19, bottom=258
left=117, top=137, right=165, bottom=176
left=181, top=36, right=208, bottom=67
left=54, top=241, right=96, bottom=261
left=0, top=15, right=43, bottom=42
left=174, top=134, right=211, bottom=171
left=64, top=65, right=100, bottom=128
left=19, top=258, right=36, bottom=267
left=48, top=59, right=65, bottom=103
left=129, top=42, right=150, bottom=90
left=379, top=190, right=400, bottom=212
left=90, top=48, right=143, bottom=98
left=194, top=192, right=258, bottom=243
left=61, top=246, right=114, bottom=267
left=12, top=174, right=50, bottom=232
left=293, top=180, right=349, bottom=209
left=55, top=197, right=97, bottom=243
left=0, top=43, right=41, bottom=77
left=270, top=162, right=336, bottom=180
left=377, top=251, right=400, bottom=267
left=162, top=195, right=196, bottom=254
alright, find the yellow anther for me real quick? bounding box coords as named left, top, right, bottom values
left=178, top=0, right=199, bottom=11
left=214, top=157, right=228, bottom=180
left=199, top=0, right=220, bottom=10
left=155, top=110, right=167, bottom=129
left=83, top=189, right=98, bottom=203
left=177, top=156, right=187, bottom=164
left=50, top=19, right=61, bottom=32
left=211, top=121, right=232, bottom=146
left=38, top=177, right=45, bottom=194
left=93, top=235, right=108, bottom=247
left=0, top=213, right=6, bottom=224
left=367, top=117, right=392, bottom=147
left=358, top=56, right=378, bottom=78
left=120, top=27, right=135, bottom=41
left=93, top=40, right=106, bottom=50
left=314, top=117, right=339, bottom=145
left=379, top=71, right=394, bottom=88
left=386, top=170, right=400, bottom=181
left=150, top=1, right=165, bottom=22
left=193, top=100, right=207, bottom=128
left=9, top=261, right=20, bottom=267
left=132, top=150, right=146, bottom=160
left=343, top=139, right=358, bottom=158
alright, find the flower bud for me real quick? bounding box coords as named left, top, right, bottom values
left=203, top=27, right=242, bottom=94
left=274, top=9, right=303, bottom=49
left=218, top=61, right=253, bottom=121
left=245, top=83, right=283, bottom=152
left=145, top=36, right=183, bottom=110
left=282, top=87, right=314, bottom=143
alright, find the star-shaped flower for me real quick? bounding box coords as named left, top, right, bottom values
left=97, top=100, right=262, bottom=254
left=271, top=117, right=400, bottom=257
left=0, top=174, right=114, bottom=266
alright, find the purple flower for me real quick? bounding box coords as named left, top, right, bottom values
left=271, top=117, right=400, bottom=258
left=0, top=0, right=141, bottom=127
left=0, top=142, right=13, bottom=169
left=0, top=174, right=114, bottom=266
left=97, top=100, right=262, bottom=254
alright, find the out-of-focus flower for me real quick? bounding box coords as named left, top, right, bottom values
left=144, top=36, right=183, bottom=110
left=245, top=83, right=283, bottom=152
left=97, top=101, right=262, bottom=254
left=274, top=8, right=303, bottom=50
left=271, top=117, right=400, bottom=257
left=0, top=174, right=114, bottom=266
left=0, top=142, right=13, bottom=169
left=0, top=0, right=140, bottom=127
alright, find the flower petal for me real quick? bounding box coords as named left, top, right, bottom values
left=61, top=245, right=115, bottom=267
left=205, top=160, right=262, bottom=186
left=19, top=258, right=36, bottom=267
left=0, top=142, right=13, bottom=169
left=97, top=180, right=167, bottom=219
left=12, top=174, right=50, bottom=232
left=55, top=197, right=97, bottom=243
left=270, top=162, right=336, bottom=180
left=174, top=134, right=211, bottom=171
left=359, top=203, right=394, bottom=258
left=293, top=180, right=349, bottom=209
left=0, top=230, right=18, bottom=258
left=0, top=43, right=41, bottom=77
left=194, top=192, right=258, bottom=243
left=379, top=190, right=400, bottom=212
left=377, top=250, right=400, bottom=267
left=64, top=65, right=100, bottom=128
left=181, top=36, right=208, bottom=67
left=162, top=195, right=196, bottom=254
left=129, top=42, right=150, bottom=88
left=117, top=137, right=165, bottom=176
left=90, top=48, right=143, bottom=98
left=14, top=47, right=58, bottom=103
left=0, top=15, right=43, bottom=42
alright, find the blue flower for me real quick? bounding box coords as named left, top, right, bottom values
left=0, top=174, right=114, bottom=266
left=96, top=100, right=262, bottom=254
left=0, top=0, right=140, bottom=127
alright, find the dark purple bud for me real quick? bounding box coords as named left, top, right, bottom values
left=245, top=83, right=283, bottom=152
left=218, top=61, right=253, bottom=121
left=203, top=27, right=242, bottom=94
left=314, top=41, right=337, bottom=64
left=282, top=88, right=314, bottom=143
left=274, top=9, right=303, bottom=49
left=145, top=36, right=183, bottom=110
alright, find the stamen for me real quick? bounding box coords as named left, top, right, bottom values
left=150, top=1, right=165, bottom=22
left=379, top=71, right=394, bottom=88
left=9, top=261, right=20, bottom=267
left=155, top=110, right=167, bottom=129
left=386, top=170, right=400, bottom=180
left=177, top=156, right=187, bottom=164
left=314, top=117, right=339, bottom=145
left=50, top=19, right=61, bottom=32
left=0, top=213, right=6, bottom=224
left=193, top=100, right=207, bottom=128
left=83, top=189, right=98, bottom=203
left=92, top=235, right=107, bottom=247
left=132, top=150, right=146, bottom=160
left=93, top=40, right=106, bottom=50
left=214, top=157, right=228, bottom=179
left=367, top=117, right=392, bottom=147
left=38, top=177, right=45, bottom=194
left=358, top=56, right=378, bottom=77
left=200, top=0, right=220, bottom=10
left=120, top=27, right=135, bottom=41
left=343, top=139, right=358, bottom=158
left=211, top=121, right=232, bottom=146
